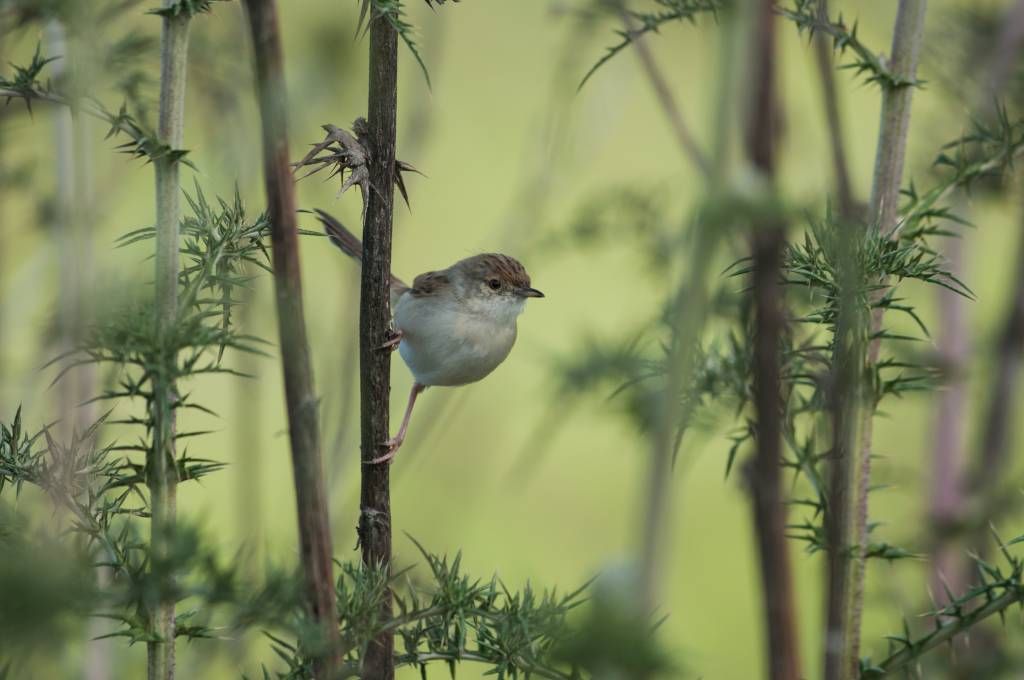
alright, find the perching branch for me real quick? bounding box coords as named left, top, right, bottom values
left=241, top=0, right=343, bottom=677
left=358, top=8, right=400, bottom=680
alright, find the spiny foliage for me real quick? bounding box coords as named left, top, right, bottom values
left=551, top=113, right=1024, bottom=593
left=150, top=0, right=229, bottom=18
left=0, top=190, right=272, bottom=649
left=860, top=528, right=1024, bottom=677
left=901, top=104, right=1024, bottom=239
left=117, top=183, right=273, bottom=358
left=579, top=0, right=723, bottom=90
left=260, top=538, right=611, bottom=680
left=357, top=0, right=457, bottom=87
left=0, top=422, right=308, bottom=650
left=778, top=0, right=921, bottom=89
left=292, top=119, right=421, bottom=223
left=0, top=43, right=59, bottom=115
left=0, top=47, right=193, bottom=167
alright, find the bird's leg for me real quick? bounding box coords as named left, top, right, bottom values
left=378, top=327, right=403, bottom=352
left=366, top=382, right=426, bottom=465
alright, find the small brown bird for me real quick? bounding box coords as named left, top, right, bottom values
left=316, top=210, right=544, bottom=464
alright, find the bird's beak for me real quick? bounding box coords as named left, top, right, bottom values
left=519, top=287, right=545, bottom=298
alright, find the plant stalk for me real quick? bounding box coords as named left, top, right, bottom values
left=359, top=11, right=399, bottom=680
left=966, top=0, right=1024, bottom=532
left=826, top=2, right=927, bottom=678
left=639, top=2, right=742, bottom=612
left=618, top=5, right=711, bottom=181
left=744, top=1, right=802, bottom=678
left=241, top=1, right=343, bottom=677
left=971, top=192, right=1024, bottom=510
left=811, top=0, right=855, bottom=217
left=150, top=6, right=191, bottom=679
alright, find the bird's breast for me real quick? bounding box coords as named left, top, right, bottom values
left=394, top=294, right=518, bottom=387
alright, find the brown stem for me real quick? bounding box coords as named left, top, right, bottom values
left=971, top=196, right=1024, bottom=505
left=241, top=2, right=342, bottom=676
left=358, top=11, right=399, bottom=680
left=928, top=227, right=969, bottom=601
left=744, top=2, right=802, bottom=679
left=985, top=0, right=1024, bottom=100
left=966, top=0, right=1024, bottom=521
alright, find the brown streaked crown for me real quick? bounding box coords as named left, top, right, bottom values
left=460, top=253, right=532, bottom=289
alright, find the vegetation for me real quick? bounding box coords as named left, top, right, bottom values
left=3, top=0, right=1024, bottom=679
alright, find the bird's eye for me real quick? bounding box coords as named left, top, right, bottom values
left=488, top=278, right=502, bottom=291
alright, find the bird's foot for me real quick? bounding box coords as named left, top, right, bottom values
left=378, top=328, right=403, bottom=352
left=364, top=436, right=404, bottom=465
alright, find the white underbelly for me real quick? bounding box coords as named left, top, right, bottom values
left=394, top=296, right=517, bottom=386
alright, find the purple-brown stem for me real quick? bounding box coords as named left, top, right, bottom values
left=744, top=2, right=802, bottom=679
left=242, top=1, right=342, bottom=676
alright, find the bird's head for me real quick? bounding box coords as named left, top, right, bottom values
left=451, top=253, right=544, bottom=321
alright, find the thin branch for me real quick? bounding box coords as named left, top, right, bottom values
left=241, top=0, right=342, bottom=676
left=618, top=5, right=712, bottom=181
left=744, top=1, right=802, bottom=678
left=810, top=0, right=855, bottom=217
left=868, top=588, right=1024, bottom=677
left=358, top=8, right=400, bottom=680
left=638, top=0, right=742, bottom=615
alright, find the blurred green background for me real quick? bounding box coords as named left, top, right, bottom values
left=2, top=0, right=1024, bottom=677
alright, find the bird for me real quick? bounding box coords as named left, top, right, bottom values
left=315, top=209, right=544, bottom=465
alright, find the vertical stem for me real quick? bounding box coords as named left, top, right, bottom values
left=744, top=2, right=802, bottom=679
left=971, top=194, right=1024, bottom=506
left=866, top=1, right=927, bottom=232
left=46, top=19, right=78, bottom=436
left=618, top=6, right=711, bottom=181
left=965, top=0, right=1024, bottom=536
left=0, top=30, right=5, bottom=408
left=150, top=6, right=191, bottom=679
left=825, top=2, right=927, bottom=678
left=638, top=3, right=742, bottom=612
left=242, top=1, right=342, bottom=676
left=359, top=12, right=399, bottom=680
left=235, top=290, right=264, bottom=568
left=811, top=0, right=855, bottom=217
left=928, top=224, right=968, bottom=603
left=53, top=14, right=106, bottom=675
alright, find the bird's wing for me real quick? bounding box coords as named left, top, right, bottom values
left=410, top=270, right=451, bottom=298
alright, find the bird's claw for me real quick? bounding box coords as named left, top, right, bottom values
left=364, top=436, right=402, bottom=465
left=378, top=328, right=403, bottom=352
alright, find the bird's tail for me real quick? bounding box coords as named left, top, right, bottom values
left=316, top=209, right=365, bottom=262
left=314, top=209, right=409, bottom=298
